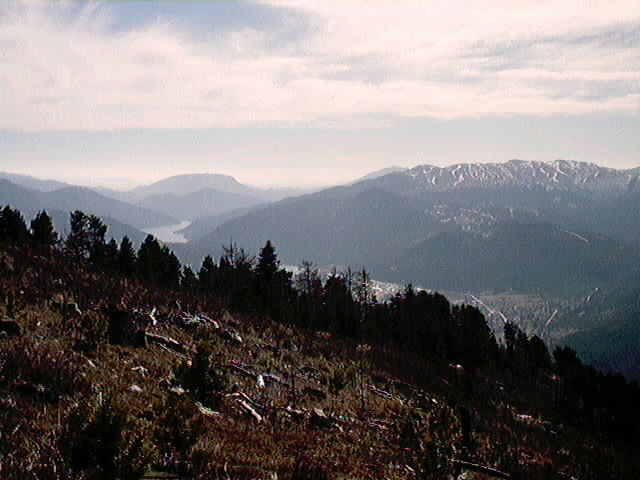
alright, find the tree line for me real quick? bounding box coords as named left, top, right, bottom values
left=1, top=205, right=639, bottom=443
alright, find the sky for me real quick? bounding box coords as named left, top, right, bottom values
left=0, top=0, right=638, bottom=188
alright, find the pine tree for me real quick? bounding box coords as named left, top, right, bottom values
left=0, top=206, right=31, bottom=245
left=137, top=235, right=163, bottom=285
left=102, top=239, right=119, bottom=271
left=65, top=210, right=90, bottom=259
left=198, top=255, right=218, bottom=293
left=30, top=210, right=58, bottom=250
left=160, top=246, right=182, bottom=289
left=118, top=236, right=136, bottom=277
left=87, top=215, right=108, bottom=267
left=182, top=265, right=198, bottom=291
left=255, top=240, right=279, bottom=284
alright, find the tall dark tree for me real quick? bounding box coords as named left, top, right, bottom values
left=323, top=270, right=358, bottom=338
left=182, top=265, right=198, bottom=291
left=452, top=305, right=497, bottom=370
left=30, top=210, right=58, bottom=250
left=160, top=246, right=182, bottom=289
left=65, top=210, right=90, bottom=260
left=198, top=255, right=218, bottom=293
left=0, top=206, right=31, bottom=245
left=253, top=240, right=293, bottom=316
left=102, top=239, right=119, bottom=272
left=255, top=240, right=279, bottom=285
left=87, top=215, right=108, bottom=267
left=137, top=235, right=164, bottom=285
left=118, top=236, right=136, bottom=277
left=218, top=242, right=255, bottom=309
left=137, top=235, right=182, bottom=289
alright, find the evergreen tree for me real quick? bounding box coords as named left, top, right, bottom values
left=0, top=206, right=31, bottom=245
left=160, top=246, right=182, bottom=289
left=323, top=270, right=358, bottom=338
left=218, top=242, right=255, bottom=309
left=118, top=236, right=136, bottom=277
left=452, top=305, right=497, bottom=370
left=182, top=265, right=198, bottom=291
left=137, top=235, right=182, bottom=288
left=198, top=255, right=218, bottom=293
left=87, top=215, right=108, bottom=267
left=65, top=210, right=90, bottom=259
left=102, top=239, right=119, bottom=272
left=255, top=240, right=279, bottom=284
left=30, top=210, right=58, bottom=250
left=137, top=235, right=164, bottom=285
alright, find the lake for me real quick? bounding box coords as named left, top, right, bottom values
left=143, top=220, right=191, bottom=243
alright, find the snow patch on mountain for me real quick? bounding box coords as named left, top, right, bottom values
left=396, top=160, right=638, bottom=194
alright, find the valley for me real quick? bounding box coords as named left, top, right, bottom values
left=2, top=159, right=639, bottom=381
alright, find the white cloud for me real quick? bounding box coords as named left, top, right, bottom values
left=0, top=0, right=638, bottom=131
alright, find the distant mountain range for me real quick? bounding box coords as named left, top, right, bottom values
left=90, top=173, right=308, bottom=220
left=0, top=179, right=175, bottom=230
left=191, top=159, right=640, bottom=296
left=0, top=172, right=70, bottom=192
left=366, top=159, right=639, bottom=194
left=3, top=160, right=639, bottom=297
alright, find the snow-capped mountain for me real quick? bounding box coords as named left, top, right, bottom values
left=368, top=159, right=639, bottom=194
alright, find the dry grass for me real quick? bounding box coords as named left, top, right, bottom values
left=0, top=247, right=638, bottom=479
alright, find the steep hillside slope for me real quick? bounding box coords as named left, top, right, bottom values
left=1, top=240, right=639, bottom=480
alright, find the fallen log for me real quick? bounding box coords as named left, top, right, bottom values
left=452, top=459, right=511, bottom=479
left=236, top=399, right=263, bottom=422
left=228, top=362, right=256, bottom=378
left=145, top=333, right=190, bottom=355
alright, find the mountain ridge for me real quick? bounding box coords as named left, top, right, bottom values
left=0, top=180, right=176, bottom=230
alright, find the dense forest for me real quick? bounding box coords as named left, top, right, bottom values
left=1, top=205, right=639, bottom=479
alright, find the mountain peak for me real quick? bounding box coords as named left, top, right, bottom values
left=130, top=173, right=249, bottom=199
left=395, top=159, right=634, bottom=193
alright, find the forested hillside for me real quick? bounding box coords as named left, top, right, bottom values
left=0, top=205, right=639, bottom=479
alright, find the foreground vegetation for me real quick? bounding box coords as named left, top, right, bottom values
left=0, top=206, right=639, bottom=479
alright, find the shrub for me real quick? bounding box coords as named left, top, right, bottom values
left=153, top=394, right=207, bottom=474
left=175, top=341, right=229, bottom=408
left=73, top=311, right=109, bottom=356
left=328, top=364, right=355, bottom=396
left=63, top=393, right=157, bottom=480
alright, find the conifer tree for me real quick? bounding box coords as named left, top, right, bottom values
left=198, top=255, right=217, bottom=293
left=118, top=236, right=136, bottom=277
left=87, top=215, right=108, bottom=267
left=255, top=240, right=279, bottom=284
left=102, top=238, right=119, bottom=271
left=30, top=210, right=58, bottom=250
left=65, top=210, right=90, bottom=259
left=160, top=246, right=182, bottom=289
left=137, top=235, right=163, bottom=285
left=182, top=265, right=198, bottom=291
left=0, top=206, right=31, bottom=245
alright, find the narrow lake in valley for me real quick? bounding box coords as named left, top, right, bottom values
left=143, top=220, right=191, bottom=243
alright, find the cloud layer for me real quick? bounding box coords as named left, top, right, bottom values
left=0, top=0, right=638, bottom=131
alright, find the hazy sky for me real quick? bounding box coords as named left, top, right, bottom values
left=0, top=0, right=638, bottom=188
